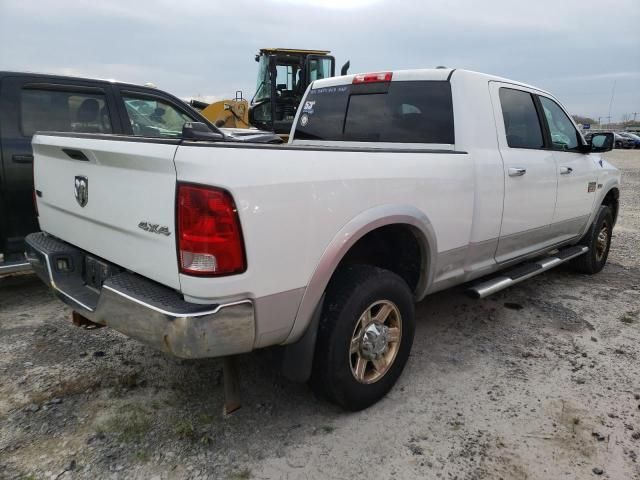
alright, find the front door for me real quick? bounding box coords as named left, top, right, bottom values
left=537, top=95, right=598, bottom=240
left=489, top=82, right=557, bottom=263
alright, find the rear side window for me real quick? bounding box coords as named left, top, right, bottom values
left=295, top=81, right=454, bottom=144
left=499, top=88, right=544, bottom=149
left=21, top=89, right=112, bottom=136
left=123, top=95, right=194, bottom=138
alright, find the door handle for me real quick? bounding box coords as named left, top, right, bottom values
left=560, top=166, right=573, bottom=175
left=12, top=154, right=33, bottom=164
left=62, top=149, right=89, bottom=161
left=508, top=167, right=527, bottom=177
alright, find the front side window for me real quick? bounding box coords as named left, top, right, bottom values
left=295, top=81, right=455, bottom=144
left=499, top=88, right=544, bottom=149
left=21, top=89, right=112, bottom=136
left=123, top=95, right=193, bottom=137
left=538, top=96, right=580, bottom=151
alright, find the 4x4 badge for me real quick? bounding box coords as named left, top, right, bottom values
left=138, top=221, right=171, bottom=236
left=74, top=176, right=88, bottom=207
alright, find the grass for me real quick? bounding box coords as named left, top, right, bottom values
left=174, top=419, right=197, bottom=440
left=135, top=450, right=150, bottom=462
left=620, top=310, right=638, bottom=324
left=229, top=468, right=252, bottom=480
left=97, top=404, right=152, bottom=442
left=29, top=376, right=102, bottom=405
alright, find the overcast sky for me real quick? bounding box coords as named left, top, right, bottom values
left=1, top=0, right=638, bottom=122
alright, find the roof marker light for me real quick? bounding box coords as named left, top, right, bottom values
left=352, top=72, right=393, bottom=84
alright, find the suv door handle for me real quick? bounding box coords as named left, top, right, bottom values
left=12, top=154, right=33, bottom=164
left=508, top=167, right=527, bottom=177
left=560, top=166, right=573, bottom=175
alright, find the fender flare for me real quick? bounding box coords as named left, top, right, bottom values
left=283, top=204, right=437, bottom=345
left=581, top=180, right=619, bottom=238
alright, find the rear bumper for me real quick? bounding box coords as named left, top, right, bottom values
left=0, top=258, right=31, bottom=275
left=25, top=232, right=255, bottom=359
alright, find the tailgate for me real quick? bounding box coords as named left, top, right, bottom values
left=32, top=134, right=181, bottom=290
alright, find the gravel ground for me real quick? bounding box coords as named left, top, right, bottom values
left=1, top=150, right=639, bottom=480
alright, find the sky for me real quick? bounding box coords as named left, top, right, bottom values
left=1, top=0, right=638, bottom=123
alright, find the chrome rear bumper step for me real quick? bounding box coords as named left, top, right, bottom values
left=0, top=259, right=31, bottom=275
left=468, top=245, right=588, bottom=299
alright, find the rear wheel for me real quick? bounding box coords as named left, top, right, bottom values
left=310, top=265, right=415, bottom=411
left=570, top=206, right=613, bottom=274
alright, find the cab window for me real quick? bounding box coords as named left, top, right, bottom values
left=295, top=81, right=455, bottom=144
left=21, top=89, right=112, bottom=136
left=538, top=96, right=580, bottom=151
left=123, top=95, right=193, bottom=138
left=498, top=88, right=544, bottom=149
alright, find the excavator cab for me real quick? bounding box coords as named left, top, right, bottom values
left=250, top=49, right=335, bottom=135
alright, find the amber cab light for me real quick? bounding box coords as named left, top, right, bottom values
left=177, top=183, right=246, bottom=276
left=352, top=72, right=393, bottom=84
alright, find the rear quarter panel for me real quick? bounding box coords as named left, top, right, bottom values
left=174, top=143, right=475, bottom=342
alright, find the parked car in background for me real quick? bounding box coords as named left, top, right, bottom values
left=619, top=132, right=640, bottom=149
left=0, top=71, right=280, bottom=275
left=614, top=132, right=634, bottom=149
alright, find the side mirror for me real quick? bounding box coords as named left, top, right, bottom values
left=590, top=132, right=613, bottom=153
left=182, top=122, right=224, bottom=142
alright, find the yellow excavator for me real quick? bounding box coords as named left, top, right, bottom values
left=193, top=48, right=349, bottom=137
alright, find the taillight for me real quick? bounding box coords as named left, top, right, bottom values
left=177, top=183, right=246, bottom=276
left=352, top=72, right=393, bottom=84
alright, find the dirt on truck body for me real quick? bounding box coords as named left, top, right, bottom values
left=1, top=149, right=639, bottom=479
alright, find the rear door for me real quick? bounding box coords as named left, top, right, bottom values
left=536, top=94, right=597, bottom=237
left=489, top=83, right=557, bottom=263
left=0, top=75, right=119, bottom=255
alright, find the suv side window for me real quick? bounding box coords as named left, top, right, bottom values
left=122, top=95, right=193, bottom=138
left=498, top=88, right=544, bottom=149
left=21, top=89, right=112, bottom=136
left=538, top=96, right=580, bottom=151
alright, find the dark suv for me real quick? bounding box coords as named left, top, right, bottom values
left=0, top=71, right=279, bottom=274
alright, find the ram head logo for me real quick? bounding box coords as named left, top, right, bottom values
left=74, top=176, right=88, bottom=207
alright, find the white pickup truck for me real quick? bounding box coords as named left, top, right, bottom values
left=26, top=68, right=620, bottom=411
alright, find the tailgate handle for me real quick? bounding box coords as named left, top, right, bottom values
left=62, top=149, right=89, bottom=161
left=12, top=154, right=33, bottom=164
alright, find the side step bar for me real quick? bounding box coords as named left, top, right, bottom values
left=468, top=245, right=588, bottom=299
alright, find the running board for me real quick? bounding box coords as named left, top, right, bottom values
left=468, top=245, right=588, bottom=299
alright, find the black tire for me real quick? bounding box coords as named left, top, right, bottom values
left=570, top=206, right=613, bottom=274
left=310, top=264, right=415, bottom=411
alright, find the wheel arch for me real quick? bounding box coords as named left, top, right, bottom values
left=580, top=181, right=620, bottom=239
left=601, top=186, right=619, bottom=226
left=284, top=205, right=437, bottom=345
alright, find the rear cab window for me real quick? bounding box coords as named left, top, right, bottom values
left=294, top=80, right=455, bottom=145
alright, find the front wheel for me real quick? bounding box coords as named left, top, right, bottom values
left=570, top=206, right=613, bottom=274
left=310, top=265, right=415, bottom=411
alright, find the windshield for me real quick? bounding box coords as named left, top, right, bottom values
left=254, top=55, right=272, bottom=102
